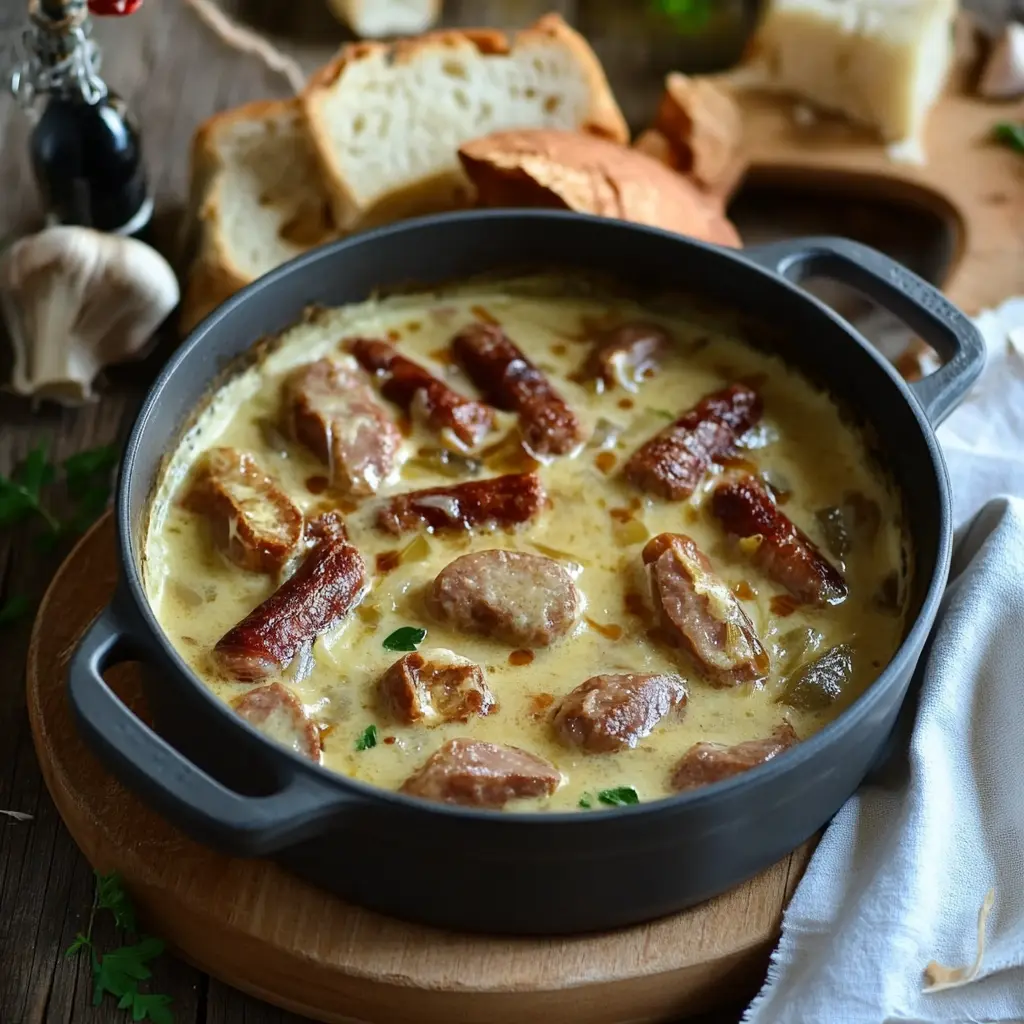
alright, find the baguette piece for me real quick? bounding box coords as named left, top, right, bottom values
left=328, top=0, right=442, bottom=38
left=633, top=73, right=746, bottom=201
left=740, top=0, right=957, bottom=150
left=180, top=99, right=337, bottom=335
left=302, top=14, right=629, bottom=233
left=459, top=129, right=741, bottom=248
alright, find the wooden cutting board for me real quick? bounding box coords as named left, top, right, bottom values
left=27, top=514, right=811, bottom=1024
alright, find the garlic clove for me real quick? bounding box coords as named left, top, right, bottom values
left=978, top=22, right=1024, bottom=100
left=0, top=226, right=180, bottom=406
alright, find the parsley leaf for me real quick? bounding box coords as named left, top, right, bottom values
left=382, top=626, right=427, bottom=652
left=63, top=445, right=119, bottom=483
left=578, top=794, right=593, bottom=809
left=356, top=724, right=378, bottom=751
left=96, top=871, right=137, bottom=931
left=130, top=992, right=175, bottom=1024
left=598, top=787, right=640, bottom=807
left=0, top=595, right=32, bottom=627
left=993, top=122, right=1024, bottom=154
left=0, top=445, right=59, bottom=532
left=65, top=932, right=92, bottom=957
left=92, top=938, right=164, bottom=1005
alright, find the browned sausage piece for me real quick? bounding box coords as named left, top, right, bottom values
left=552, top=673, right=688, bottom=753
left=376, top=472, right=546, bottom=536
left=282, top=357, right=401, bottom=496
left=670, top=722, right=798, bottom=792
left=451, top=323, right=583, bottom=457
left=182, top=447, right=303, bottom=574
left=400, top=738, right=561, bottom=807
left=378, top=649, right=496, bottom=725
left=624, top=383, right=762, bottom=500
left=584, top=321, right=672, bottom=392
left=232, top=682, right=321, bottom=762
left=429, top=549, right=583, bottom=648
left=642, top=533, right=769, bottom=686
left=304, top=509, right=348, bottom=545
left=711, top=474, right=848, bottom=607
left=348, top=337, right=495, bottom=448
left=214, top=537, right=368, bottom=682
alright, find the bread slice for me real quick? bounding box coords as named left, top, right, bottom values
left=180, top=99, right=337, bottom=335
left=459, top=129, right=742, bottom=249
left=302, top=13, right=629, bottom=233
left=328, top=0, right=442, bottom=38
left=633, top=73, right=746, bottom=201
left=740, top=0, right=956, bottom=150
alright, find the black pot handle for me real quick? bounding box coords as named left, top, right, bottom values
left=744, top=236, right=986, bottom=426
left=67, top=603, right=352, bottom=857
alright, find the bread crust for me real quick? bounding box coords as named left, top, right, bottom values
left=301, top=13, right=629, bottom=232
left=459, top=129, right=742, bottom=248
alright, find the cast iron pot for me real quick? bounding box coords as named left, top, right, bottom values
left=67, top=210, right=984, bottom=935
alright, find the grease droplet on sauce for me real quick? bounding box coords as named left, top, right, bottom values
left=586, top=617, right=624, bottom=641
left=376, top=550, right=401, bottom=573
left=618, top=398, right=634, bottom=410
left=528, top=692, right=554, bottom=718
left=733, top=580, right=756, bottom=601
left=594, top=451, right=616, bottom=475
left=509, top=649, right=534, bottom=666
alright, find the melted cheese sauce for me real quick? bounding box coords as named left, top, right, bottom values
left=144, top=280, right=908, bottom=811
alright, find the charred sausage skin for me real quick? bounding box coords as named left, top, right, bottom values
left=214, top=537, right=368, bottom=682
left=376, top=472, right=546, bottom=535
left=348, top=337, right=495, bottom=448
left=711, top=474, right=848, bottom=607
left=452, top=322, right=583, bottom=457
left=624, top=383, right=762, bottom=499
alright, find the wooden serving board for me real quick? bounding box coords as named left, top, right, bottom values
left=734, top=72, right=1024, bottom=317
left=27, top=514, right=811, bottom=1024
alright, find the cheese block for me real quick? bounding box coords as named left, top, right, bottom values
left=743, top=0, right=957, bottom=149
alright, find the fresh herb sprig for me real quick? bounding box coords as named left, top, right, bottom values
left=355, top=724, right=379, bottom=751
left=382, top=626, right=427, bottom=652
left=65, top=871, right=173, bottom=1024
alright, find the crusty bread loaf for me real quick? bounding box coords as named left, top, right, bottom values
left=328, top=0, right=442, bottom=38
left=301, top=14, right=629, bottom=233
left=633, top=72, right=746, bottom=201
left=458, top=129, right=741, bottom=248
left=180, top=99, right=337, bottom=335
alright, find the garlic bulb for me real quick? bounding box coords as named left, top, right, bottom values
left=0, top=226, right=180, bottom=405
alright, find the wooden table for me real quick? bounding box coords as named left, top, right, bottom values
left=0, top=2, right=1010, bottom=1022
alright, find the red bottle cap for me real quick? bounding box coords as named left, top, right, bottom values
left=88, top=0, right=143, bottom=14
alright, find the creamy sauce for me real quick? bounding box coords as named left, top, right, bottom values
left=144, top=279, right=908, bottom=811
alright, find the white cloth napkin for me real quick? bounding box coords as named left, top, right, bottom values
left=742, top=298, right=1024, bottom=1024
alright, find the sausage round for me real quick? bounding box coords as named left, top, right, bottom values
left=552, top=672, right=688, bottom=753
left=232, top=682, right=321, bottom=762
left=670, top=722, right=798, bottom=792
left=400, top=738, right=561, bottom=808
left=378, top=649, right=496, bottom=725
left=428, top=549, right=584, bottom=647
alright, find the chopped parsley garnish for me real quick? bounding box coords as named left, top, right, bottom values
left=382, top=626, right=427, bottom=652
left=356, top=724, right=378, bottom=751
left=649, top=0, right=713, bottom=32
left=597, top=787, right=640, bottom=807
left=578, top=794, right=593, bottom=809
left=64, top=871, right=173, bottom=1023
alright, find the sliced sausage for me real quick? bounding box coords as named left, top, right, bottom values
left=182, top=447, right=303, bottom=573
left=642, top=533, right=769, bottom=686
left=282, top=357, right=401, bottom=496
left=214, top=537, right=368, bottom=682
left=347, top=337, right=495, bottom=449
left=552, top=672, right=688, bottom=753
left=232, top=682, right=321, bottom=761
left=624, top=383, right=762, bottom=500
left=711, top=474, right=848, bottom=607
left=428, top=549, right=583, bottom=648
left=584, top=321, right=672, bottom=392
left=451, top=322, right=583, bottom=457
left=400, top=738, right=561, bottom=807
left=376, top=472, right=546, bottom=536
left=304, top=508, right=348, bottom=545
left=378, top=648, right=496, bottom=725
left=670, top=722, right=798, bottom=792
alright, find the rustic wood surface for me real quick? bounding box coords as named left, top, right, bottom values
left=0, top=1, right=1011, bottom=1022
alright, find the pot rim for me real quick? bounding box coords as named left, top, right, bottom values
left=115, top=209, right=953, bottom=826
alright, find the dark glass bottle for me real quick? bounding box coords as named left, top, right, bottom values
left=30, top=87, right=152, bottom=239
